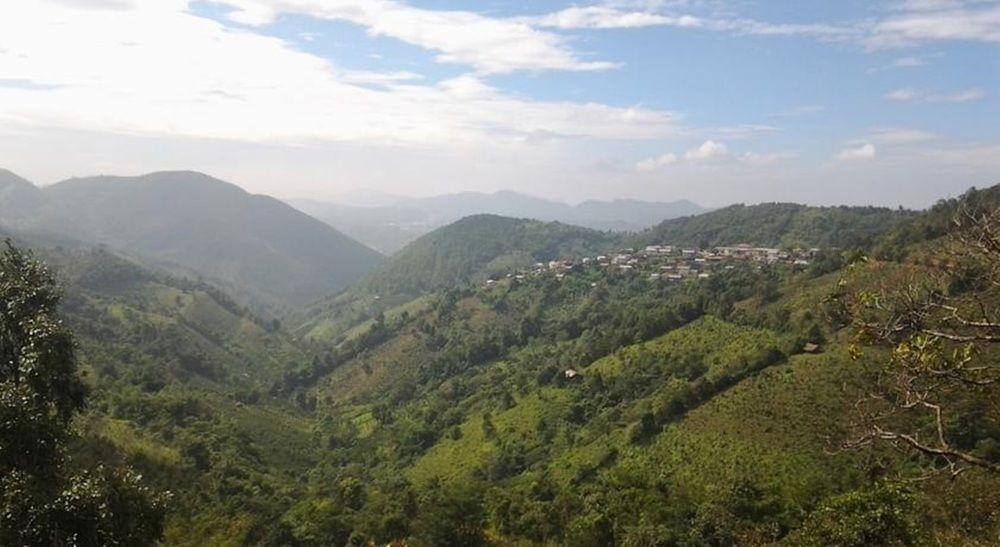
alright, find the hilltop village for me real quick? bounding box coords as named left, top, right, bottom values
left=487, top=243, right=824, bottom=288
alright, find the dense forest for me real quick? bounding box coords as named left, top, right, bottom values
left=1, top=184, right=998, bottom=545
left=635, top=202, right=917, bottom=250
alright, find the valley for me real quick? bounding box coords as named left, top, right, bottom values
left=4, top=3, right=997, bottom=544
left=1, top=169, right=996, bottom=544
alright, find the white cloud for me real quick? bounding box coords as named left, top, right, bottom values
left=836, top=142, right=877, bottom=162
left=893, top=55, right=925, bottom=67
left=341, top=70, right=424, bottom=85
left=773, top=105, right=825, bottom=117
left=886, top=88, right=920, bottom=102
left=865, top=2, right=1000, bottom=47
left=867, top=53, right=937, bottom=73
left=533, top=7, right=858, bottom=41
left=637, top=140, right=791, bottom=170
left=45, top=0, right=133, bottom=9
left=944, top=88, right=988, bottom=102
left=685, top=140, right=729, bottom=161
left=636, top=152, right=678, bottom=171
left=713, top=18, right=856, bottom=39
left=529, top=0, right=1000, bottom=50
left=740, top=151, right=795, bottom=166
left=533, top=6, right=700, bottom=29
left=218, top=0, right=617, bottom=74
left=863, top=128, right=938, bottom=145
left=0, top=1, right=679, bottom=148
left=885, top=87, right=986, bottom=103
left=713, top=124, right=780, bottom=140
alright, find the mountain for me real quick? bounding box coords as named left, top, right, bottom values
left=289, top=191, right=705, bottom=254
left=635, top=202, right=918, bottom=250
left=570, top=197, right=705, bottom=230
left=5, top=183, right=994, bottom=544
left=359, top=214, right=616, bottom=296
left=0, top=170, right=383, bottom=310
left=266, top=185, right=999, bottom=544
left=290, top=214, right=619, bottom=342
left=0, top=167, right=47, bottom=217
left=292, top=200, right=915, bottom=343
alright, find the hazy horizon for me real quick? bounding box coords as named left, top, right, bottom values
left=6, top=165, right=989, bottom=211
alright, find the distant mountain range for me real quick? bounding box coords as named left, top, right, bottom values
left=0, top=169, right=382, bottom=311
left=289, top=190, right=706, bottom=254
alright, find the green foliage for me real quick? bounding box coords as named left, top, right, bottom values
left=875, top=185, right=1000, bottom=259
left=636, top=202, right=916, bottom=250
left=0, top=241, right=166, bottom=545
left=790, top=482, right=921, bottom=546
left=5, top=185, right=996, bottom=544
left=281, top=498, right=352, bottom=546
left=411, top=483, right=485, bottom=546
left=358, top=214, right=617, bottom=297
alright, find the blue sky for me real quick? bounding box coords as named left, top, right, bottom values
left=0, top=0, right=998, bottom=207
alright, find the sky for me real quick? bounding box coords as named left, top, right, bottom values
left=0, top=0, right=998, bottom=208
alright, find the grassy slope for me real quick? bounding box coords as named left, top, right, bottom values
left=406, top=316, right=797, bottom=487
left=43, top=248, right=320, bottom=544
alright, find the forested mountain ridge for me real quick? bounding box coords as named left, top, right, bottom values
left=291, top=201, right=918, bottom=345
left=0, top=169, right=384, bottom=311
left=635, top=202, right=917, bottom=250
left=359, top=214, right=616, bottom=296
left=292, top=214, right=618, bottom=342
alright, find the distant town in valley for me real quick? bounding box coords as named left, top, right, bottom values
left=489, top=243, right=824, bottom=288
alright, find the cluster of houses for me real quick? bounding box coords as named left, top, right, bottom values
left=485, top=243, right=824, bottom=288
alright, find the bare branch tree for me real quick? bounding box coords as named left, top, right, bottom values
left=834, top=196, right=1000, bottom=474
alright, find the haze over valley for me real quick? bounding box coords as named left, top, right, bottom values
left=289, top=192, right=707, bottom=254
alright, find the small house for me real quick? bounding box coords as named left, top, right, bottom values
left=803, top=342, right=821, bottom=354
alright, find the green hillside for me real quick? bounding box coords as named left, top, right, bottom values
left=0, top=170, right=384, bottom=311
left=35, top=247, right=324, bottom=544
left=3, top=185, right=997, bottom=545
left=291, top=214, right=618, bottom=342
left=636, top=202, right=917, bottom=249
left=268, top=187, right=996, bottom=544
left=293, top=202, right=920, bottom=345
left=360, top=214, right=616, bottom=296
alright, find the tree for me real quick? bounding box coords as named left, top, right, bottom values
left=0, top=241, right=166, bottom=544
left=791, top=482, right=920, bottom=546
left=412, top=483, right=485, bottom=546
left=838, top=199, right=1000, bottom=475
